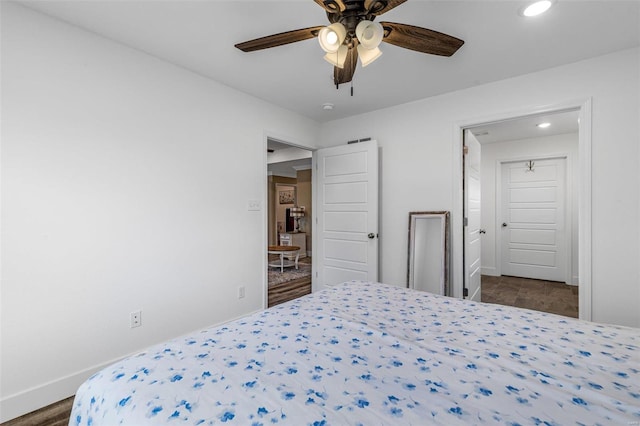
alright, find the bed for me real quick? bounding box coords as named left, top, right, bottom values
left=70, top=281, right=639, bottom=425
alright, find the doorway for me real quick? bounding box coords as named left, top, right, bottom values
left=456, top=99, right=592, bottom=320
left=266, top=138, right=313, bottom=307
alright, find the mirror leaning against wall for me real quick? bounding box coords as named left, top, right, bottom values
left=407, top=211, right=450, bottom=296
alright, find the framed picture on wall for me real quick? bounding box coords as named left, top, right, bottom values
left=279, top=190, right=294, bottom=204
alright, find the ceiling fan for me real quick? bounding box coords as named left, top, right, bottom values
left=235, top=0, right=464, bottom=88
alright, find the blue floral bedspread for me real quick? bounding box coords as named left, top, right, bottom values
left=70, top=281, right=640, bottom=425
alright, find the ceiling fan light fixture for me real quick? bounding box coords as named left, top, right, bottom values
left=355, top=20, right=384, bottom=49
left=357, top=44, right=382, bottom=67
left=323, top=44, right=349, bottom=68
left=522, top=0, right=554, bottom=17
left=318, top=22, right=347, bottom=53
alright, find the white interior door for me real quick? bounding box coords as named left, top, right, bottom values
left=464, top=130, right=482, bottom=302
left=501, top=158, right=567, bottom=282
left=314, top=140, right=378, bottom=292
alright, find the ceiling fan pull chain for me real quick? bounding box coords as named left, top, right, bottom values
left=351, top=80, right=354, bottom=96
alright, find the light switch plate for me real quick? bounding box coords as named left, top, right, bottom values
left=247, top=200, right=261, bottom=211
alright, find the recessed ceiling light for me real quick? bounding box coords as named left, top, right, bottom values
left=322, top=103, right=334, bottom=111
left=537, top=122, right=551, bottom=128
left=522, top=0, right=553, bottom=17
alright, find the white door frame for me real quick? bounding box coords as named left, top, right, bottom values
left=452, top=98, right=592, bottom=321
left=496, top=155, right=573, bottom=284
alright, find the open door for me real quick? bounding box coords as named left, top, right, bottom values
left=314, top=140, right=379, bottom=292
left=464, top=130, right=482, bottom=302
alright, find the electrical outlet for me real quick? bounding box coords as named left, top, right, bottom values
left=238, top=286, right=246, bottom=299
left=130, top=310, right=142, bottom=328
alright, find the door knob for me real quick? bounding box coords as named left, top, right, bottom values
left=368, top=233, right=376, bottom=239
left=502, top=223, right=508, bottom=227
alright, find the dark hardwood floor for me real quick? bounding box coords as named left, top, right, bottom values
left=267, top=256, right=312, bottom=307
left=481, top=275, right=579, bottom=318
left=1, top=397, right=73, bottom=426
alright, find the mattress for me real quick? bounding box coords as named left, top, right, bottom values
left=70, top=281, right=640, bottom=425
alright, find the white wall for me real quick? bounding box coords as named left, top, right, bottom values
left=319, top=47, right=640, bottom=329
left=480, top=133, right=579, bottom=283
left=2, top=2, right=639, bottom=422
left=0, top=3, right=319, bottom=421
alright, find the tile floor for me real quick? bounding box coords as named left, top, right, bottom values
left=481, top=275, right=579, bottom=318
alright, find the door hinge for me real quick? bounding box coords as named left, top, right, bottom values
left=464, top=217, right=468, bottom=227
left=463, top=288, right=469, bottom=297
left=463, top=146, right=469, bottom=155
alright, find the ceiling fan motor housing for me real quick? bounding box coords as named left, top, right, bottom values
left=326, top=0, right=379, bottom=45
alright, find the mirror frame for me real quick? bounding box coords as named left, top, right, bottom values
left=407, top=211, right=450, bottom=295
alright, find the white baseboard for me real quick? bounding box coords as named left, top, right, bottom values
left=481, top=266, right=498, bottom=276
left=0, top=358, right=117, bottom=422
left=0, top=311, right=266, bottom=422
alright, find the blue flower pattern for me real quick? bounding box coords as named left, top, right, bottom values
left=70, top=281, right=639, bottom=425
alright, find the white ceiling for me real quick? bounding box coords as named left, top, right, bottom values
left=17, top=0, right=640, bottom=123
left=471, top=109, right=579, bottom=144
left=267, top=140, right=312, bottom=177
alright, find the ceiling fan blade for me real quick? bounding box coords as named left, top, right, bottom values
left=365, top=0, right=407, bottom=15
left=334, top=47, right=358, bottom=86
left=380, top=22, right=464, bottom=56
left=235, top=26, right=324, bottom=52
left=313, top=0, right=345, bottom=13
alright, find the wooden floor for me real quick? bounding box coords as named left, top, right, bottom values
left=268, top=276, right=311, bottom=307
left=267, top=256, right=311, bottom=307
left=1, top=397, right=73, bottom=426
left=481, top=275, right=579, bottom=318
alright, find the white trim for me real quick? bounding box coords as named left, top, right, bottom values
left=577, top=99, right=593, bottom=321
left=451, top=129, right=464, bottom=299
left=565, top=153, right=574, bottom=286
left=495, top=159, right=503, bottom=277
left=481, top=266, right=498, bottom=276
left=0, top=359, right=112, bottom=422
left=262, top=133, right=269, bottom=310
left=0, top=307, right=266, bottom=422
left=452, top=98, right=592, bottom=321
left=312, top=153, right=318, bottom=292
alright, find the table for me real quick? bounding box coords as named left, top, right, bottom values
left=268, top=245, right=300, bottom=273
